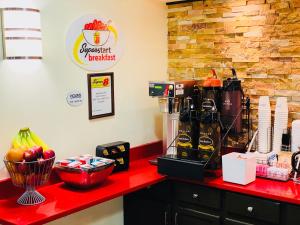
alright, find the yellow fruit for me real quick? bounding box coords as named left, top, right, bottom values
left=19, top=145, right=28, bottom=152
left=6, top=147, right=26, bottom=162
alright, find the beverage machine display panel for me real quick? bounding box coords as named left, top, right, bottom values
left=149, top=80, right=197, bottom=98
left=149, top=82, right=175, bottom=98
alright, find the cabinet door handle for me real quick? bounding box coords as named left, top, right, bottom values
left=192, top=193, right=198, bottom=199
left=164, top=211, right=167, bottom=225
left=247, top=206, right=254, bottom=213
left=175, top=212, right=178, bottom=225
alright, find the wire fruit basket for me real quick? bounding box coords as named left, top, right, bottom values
left=4, top=157, right=55, bottom=205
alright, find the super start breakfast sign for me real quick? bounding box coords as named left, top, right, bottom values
left=66, top=15, right=123, bottom=71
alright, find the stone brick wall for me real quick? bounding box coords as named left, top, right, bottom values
left=168, top=0, right=300, bottom=123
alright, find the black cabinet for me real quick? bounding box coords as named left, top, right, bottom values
left=174, top=182, right=221, bottom=210
left=284, top=204, right=300, bottom=225
left=224, top=192, right=280, bottom=225
left=124, top=180, right=300, bottom=225
left=124, top=181, right=172, bottom=225
left=173, top=181, right=221, bottom=225
left=124, top=198, right=171, bottom=225
left=174, top=206, right=220, bottom=225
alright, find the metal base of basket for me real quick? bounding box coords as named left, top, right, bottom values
left=17, top=189, right=45, bottom=206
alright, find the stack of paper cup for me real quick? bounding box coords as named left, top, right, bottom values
left=258, top=96, right=271, bottom=154
left=272, top=97, right=288, bottom=153
left=292, top=120, right=300, bottom=153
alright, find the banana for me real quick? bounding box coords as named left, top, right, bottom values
left=12, top=134, right=22, bottom=148
left=19, top=132, right=30, bottom=148
left=29, top=130, right=49, bottom=150
left=24, top=131, right=37, bottom=147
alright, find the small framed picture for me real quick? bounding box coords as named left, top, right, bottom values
left=87, top=72, right=115, bottom=119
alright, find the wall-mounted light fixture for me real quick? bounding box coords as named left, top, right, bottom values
left=1, top=8, right=42, bottom=60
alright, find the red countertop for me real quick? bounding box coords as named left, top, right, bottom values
left=1, top=141, right=300, bottom=225
left=0, top=141, right=165, bottom=225
left=180, top=176, right=300, bottom=206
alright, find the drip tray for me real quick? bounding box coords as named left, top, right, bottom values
left=157, top=155, right=206, bottom=181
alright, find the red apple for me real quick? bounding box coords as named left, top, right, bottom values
left=23, top=149, right=38, bottom=162
left=43, top=149, right=55, bottom=160
left=30, top=146, right=43, bottom=158
left=17, top=160, right=30, bottom=174
left=37, top=158, right=46, bottom=170
left=38, top=157, right=45, bottom=164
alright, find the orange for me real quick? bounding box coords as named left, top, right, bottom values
left=6, top=147, right=26, bottom=162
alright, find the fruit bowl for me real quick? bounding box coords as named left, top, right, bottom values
left=3, top=156, right=55, bottom=205
left=82, top=29, right=110, bottom=46
left=55, top=161, right=114, bottom=188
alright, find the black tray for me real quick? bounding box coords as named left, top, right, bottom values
left=157, top=154, right=205, bottom=181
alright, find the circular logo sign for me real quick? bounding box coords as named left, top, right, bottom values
left=66, top=90, right=84, bottom=107
left=66, top=15, right=123, bottom=71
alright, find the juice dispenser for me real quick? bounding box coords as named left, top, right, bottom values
left=149, top=80, right=198, bottom=158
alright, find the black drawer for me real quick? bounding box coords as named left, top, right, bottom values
left=285, top=204, right=300, bottom=225
left=174, top=182, right=221, bottom=209
left=225, top=192, right=280, bottom=224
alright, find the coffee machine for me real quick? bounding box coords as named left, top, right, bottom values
left=149, top=69, right=251, bottom=180
left=149, top=80, right=198, bottom=157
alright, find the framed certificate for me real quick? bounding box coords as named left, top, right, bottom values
left=87, top=72, right=115, bottom=119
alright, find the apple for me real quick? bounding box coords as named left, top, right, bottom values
left=17, top=160, right=30, bottom=174
left=37, top=158, right=47, bottom=170
left=30, top=146, right=43, bottom=158
left=38, top=157, right=45, bottom=164
left=23, top=149, right=38, bottom=162
left=43, top=149, right=55, bottom=160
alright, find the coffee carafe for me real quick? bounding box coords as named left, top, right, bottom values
left=221, top=68, right=243, bottom=134
left=197, top=99, right=221, bottom=168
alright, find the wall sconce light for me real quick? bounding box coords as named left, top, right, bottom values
left=1, top=8, right=42, bottom=60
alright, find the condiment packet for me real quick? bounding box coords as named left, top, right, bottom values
left=68, top=161, right=82, bottom=168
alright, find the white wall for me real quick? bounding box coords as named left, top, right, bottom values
left=47, top=197, right=124, bottom=225
left=0, top=0, right=167, bottom=224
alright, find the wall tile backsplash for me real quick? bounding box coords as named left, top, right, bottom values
left=168, top=0, right=300, bottom=122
